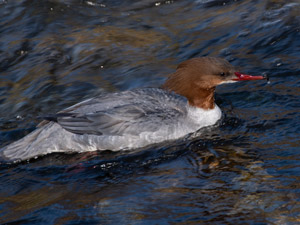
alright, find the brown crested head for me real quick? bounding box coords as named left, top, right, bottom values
left=161, top=57, right=266, bottom=109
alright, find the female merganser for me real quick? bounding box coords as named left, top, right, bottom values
left=0, top=57, right=266, bottom=162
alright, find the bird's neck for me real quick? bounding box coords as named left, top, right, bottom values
left=187, top=87, right=215, bottom=109
left=161, top=72, right=216, bottom=110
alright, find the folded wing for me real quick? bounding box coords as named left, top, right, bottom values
left=53, top=88, right=188, bottom=136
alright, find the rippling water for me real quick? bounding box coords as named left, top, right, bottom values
left=0, top=0, right=300, bottom=224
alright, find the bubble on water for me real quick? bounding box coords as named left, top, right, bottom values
left=273, top=58, right=282, bottom=67
left=86, top=1, right=96, bottom=6
left=16, top=115, right=23, bottom=120
left=262, top=72, right=270, bottom=84
left=85, top=1, right=106, bottom=7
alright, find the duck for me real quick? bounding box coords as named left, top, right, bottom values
left=0, top=57, right=266, bottom=162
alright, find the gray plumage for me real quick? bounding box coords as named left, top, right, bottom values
left=1, top=88, right=199, bottom=162
left=56, top=88, right=188, bottom=135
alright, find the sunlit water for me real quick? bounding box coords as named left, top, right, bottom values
left=0, top=0, right=300, bottom=224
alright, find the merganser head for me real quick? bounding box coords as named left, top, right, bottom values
left=162, top=57, right=266, bottom=109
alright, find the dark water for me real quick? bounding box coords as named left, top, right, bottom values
left=0, top=0, right=300, bottom=224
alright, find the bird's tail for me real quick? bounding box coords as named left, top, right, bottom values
left=0, top=122, right=57, bottom=163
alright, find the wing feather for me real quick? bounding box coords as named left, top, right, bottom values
left=53, top=88, right=187, bottom=136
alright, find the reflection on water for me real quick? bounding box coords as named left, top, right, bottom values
left=1, top=0, right=300, bottom=224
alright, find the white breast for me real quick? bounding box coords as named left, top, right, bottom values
left=186, top=104, right=222, bottom=128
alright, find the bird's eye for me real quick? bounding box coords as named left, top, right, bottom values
left=220, top=72, right=226, bottom=76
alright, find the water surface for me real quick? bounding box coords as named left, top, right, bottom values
left=0, top=0, right=300, bottom=224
